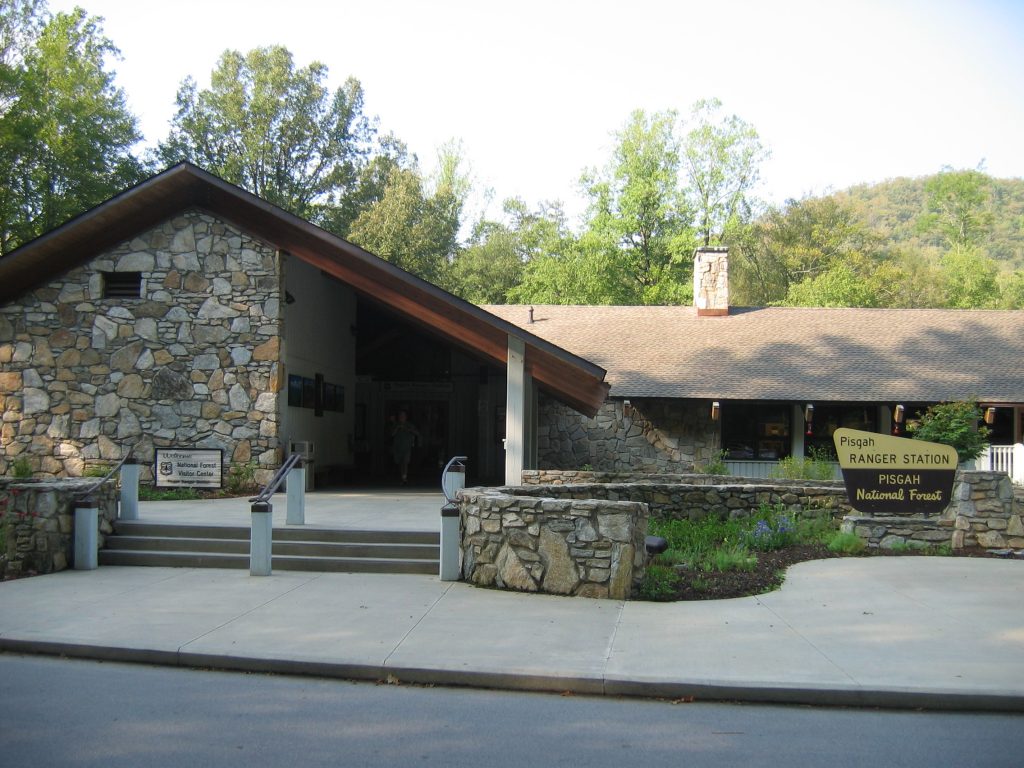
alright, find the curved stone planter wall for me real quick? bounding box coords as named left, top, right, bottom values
left=0, top=478, right=118, bottom=579
left=459, top=487, right=648, bottom=600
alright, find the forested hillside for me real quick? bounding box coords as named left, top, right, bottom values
left=835, top=174, right=1024, bottom=267
left=726, top=168, right=1024, bottom=309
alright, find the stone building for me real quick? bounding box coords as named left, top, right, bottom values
left=485, top=250, right=1024, bottom=477
left=2, top=164, right=1023, bottom=487
left=0, top=163, right=607, bottom=487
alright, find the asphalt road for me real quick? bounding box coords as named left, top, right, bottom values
left=2, top=654, right=1021, bottom=768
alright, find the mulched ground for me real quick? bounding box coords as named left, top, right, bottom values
left=669, top=544, right=1007, bottom=601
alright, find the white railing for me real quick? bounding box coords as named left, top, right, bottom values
left=724, top=460, right=842, bottom=482
left=977, top=444, right=1024, bottom=485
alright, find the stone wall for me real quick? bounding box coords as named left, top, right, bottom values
left=0, top=211, right=282, bottom=484
left=841, top=471, right=1022, bottom=551
left=0, top=478, right=118, bottom=579
left=537, top=397, right=719, bottom=473
left=519, top=472, right=850, bottom=522
left=459, top=487, right=648, bottom=599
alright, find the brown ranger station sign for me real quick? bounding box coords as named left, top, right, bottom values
left=832, top=428, right=958, bottom=515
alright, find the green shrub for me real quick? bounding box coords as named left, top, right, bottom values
left=907, top=400, right=990, bottom=463
left=793, top=513, right=839, bottom=544
left=224, top=461, right=258, bottom=496
left=638, top=564, right=680, bottom=601
left=698, top=450, right=729, bottom=475
left=827, top=532, right=866, bottom=554
left=770, top=447, right=837, bottom=481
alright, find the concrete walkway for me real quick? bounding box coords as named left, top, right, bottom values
left=132, top=489, right=444, bottom=531
left=2, top=546, right=1022, bottom=710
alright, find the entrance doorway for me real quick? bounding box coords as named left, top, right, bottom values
left=351, top=297, right=504, bottom=486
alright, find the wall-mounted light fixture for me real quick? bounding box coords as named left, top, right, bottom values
left=623, top=399, right=633, bottom=419
left=285, top=291, right=296, bottom=305
left=804, top=404, right=814, bottom=436
left=710, top=401, right=720, bottom=422
left=893, top=404, right=905, bottom=435
left=984, top=407, right=996, bottom=425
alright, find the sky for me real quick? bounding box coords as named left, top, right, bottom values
left=48, top=0, right=1024, bottom=225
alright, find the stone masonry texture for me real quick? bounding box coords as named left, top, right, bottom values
left=0, top=211, right=282, bottom=485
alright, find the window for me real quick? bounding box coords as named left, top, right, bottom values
left=722, top=403, right=792, bottom=461
left=287, top=373, right=344, bottom=414
left=102, top=272, right=142, bottom=299
left=804, top=404, right=877, bottom=457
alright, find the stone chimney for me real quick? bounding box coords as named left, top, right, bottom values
left=693, top=247, right=729, bottom=316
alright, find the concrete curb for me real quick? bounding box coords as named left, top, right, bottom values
left=4, top=637, right=1023, bottom=713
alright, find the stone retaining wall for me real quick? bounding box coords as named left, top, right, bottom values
left=841, top=471, right=1022, bottom=551
left=518, top=472, right=851, bottom=522
left=537, top=397, right=718, bottom=473
left=459, top=487, right=648, bottom=599
left=0, top=478, right=118, bottom=579
left=0, top=210, right=282, bottom=485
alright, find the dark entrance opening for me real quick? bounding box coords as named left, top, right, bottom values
left=352, top=297, right=504, bottom=487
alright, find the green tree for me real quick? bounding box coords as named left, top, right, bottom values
left=916, top=166, right=994, bottom=254
left=998, top=270, right=1024, bottom=309
left=732, top=196, right=883, bottom=306
left=683, top=98, right=768, bottom=246
left=347, top=143, right=469, bottom=287
left=908, top=400, right=990, bottom=463
left=579, top=109, right=694, bottom=303
left=0, top=1, right=144, bottom=254
left=940, top=248, right=1000, bottom=308
left=157, top=45, right=372, bottom=228
left=451, top=197, right=566, bottom=304
left=782, top=262, right=880, bottom=307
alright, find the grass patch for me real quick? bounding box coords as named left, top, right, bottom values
left=827, top=531, right=866, bottom=555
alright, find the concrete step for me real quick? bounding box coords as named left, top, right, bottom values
left=109, top=521, right=439, bottom=545
left=98, top=549, right=437, bottom=574
left=104, top=535, right=438, bottom=560
left=99, top=520, right=440, bottom=574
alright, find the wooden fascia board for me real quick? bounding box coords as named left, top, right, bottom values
left=525, top=346, right=610, bottom=417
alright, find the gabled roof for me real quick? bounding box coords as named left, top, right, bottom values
left=482, top=304, right=1024, bottom=404
left=0, top=163, right=609, bottom=416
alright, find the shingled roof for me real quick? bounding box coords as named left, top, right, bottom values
left=481, top=304, right=1024, bottom=404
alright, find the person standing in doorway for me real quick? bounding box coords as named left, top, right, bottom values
left=390, top=410, right=420, bottom=484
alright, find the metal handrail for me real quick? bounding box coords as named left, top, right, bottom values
left=250, top=453, right=301, bottom=503
left=74, top=447, right=134, bottom=498
left=441, top=455, right=468, bottom=503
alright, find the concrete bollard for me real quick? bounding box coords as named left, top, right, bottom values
left=440, top=502, right=460, bottom=581
left=250, top=500, right=273, bottom=576
left=119, top=459, right=141, bottom=521
left=440, top=457, right=467, bottom=582
left=73, top=498, right=99, bottom=570
left=286, top=461, right=305, bottom=525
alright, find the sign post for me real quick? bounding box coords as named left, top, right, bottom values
left=833, top=428, right=958, bottom=515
